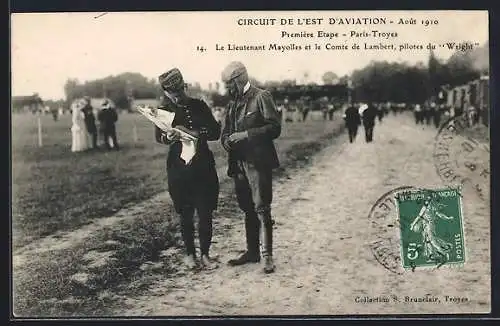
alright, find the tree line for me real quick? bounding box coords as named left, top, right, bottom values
left=61, top=41, right=487, bottom=108
left=64, top=72, right=161, bottom=110
left=351, top=42, right=488, bottom=104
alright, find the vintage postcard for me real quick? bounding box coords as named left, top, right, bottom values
left=11, top=10, right=490, bottom=317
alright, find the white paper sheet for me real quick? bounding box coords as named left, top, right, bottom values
left=136, top=105, right=198, bottom=164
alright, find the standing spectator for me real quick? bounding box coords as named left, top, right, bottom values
left=466, top=103, right=477, bottom=128
left=376, top=103, right=384, bottom=123
left=433, top=104, right=444, bottom=129
left=98, top=99, right=120, bottom=150
left=425, top=103, right=435, bottom=126
left=302, top=100, right=310, bottom=122
left=276, top=103, right=284, bottom=122
left=328, top=103, right=335, bottom=121
left=414, top=104, right=423, bottom=124
left=361, top=103, right=377, bottom=143
left=71, top=99, right=89, bottom=152
left=81, top=97, right=98, bottom=149
left=51, top=107, right=58, bottom=121
left=285, top=103, right=294, bottom=123
left=390, top=103, right=397, bottom=115
left=322, top=104, right=328, bottom=121
left=282, top=98, right=290, bottom=123
left=343, top=103, right=361, bottom=143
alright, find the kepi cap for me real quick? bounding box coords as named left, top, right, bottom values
left=159, top=68, right=185, bottom=91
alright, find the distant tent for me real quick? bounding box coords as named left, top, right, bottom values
left=131, top=98, right=160, bottom=108
left=267, top=84, right=349, bottom=101
left=12, top=94, right=44, bottom=113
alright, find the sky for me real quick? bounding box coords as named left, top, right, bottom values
left=11, top=11, right=489, bottom=100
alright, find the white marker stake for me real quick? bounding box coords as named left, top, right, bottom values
left=133, top=124, right=138, bottom=143
left=37, top=115, right=43, bottom=147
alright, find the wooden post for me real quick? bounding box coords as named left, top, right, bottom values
left=37, top=115, right=43, bottom=147
left=133, top=123, right=138, bottom=143
left=129, top=95, right=138, bottom=143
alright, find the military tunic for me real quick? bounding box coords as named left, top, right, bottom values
left=155, top=98, right=220, bottom=214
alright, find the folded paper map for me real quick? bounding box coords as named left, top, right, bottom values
left=136, top=105, right=198, bottom=164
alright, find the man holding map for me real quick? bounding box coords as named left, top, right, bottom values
left=154, top=68, right=221, bottom=270
left=221, top=61, right=282, bottom=274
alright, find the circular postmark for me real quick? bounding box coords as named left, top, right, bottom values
left=433, top=114, right=490, bottom=201
left=368, top=185, right=416, bottom=274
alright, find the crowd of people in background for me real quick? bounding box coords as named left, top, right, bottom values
left=30, top=77, right=488, bottom=154
left=339, top=97, right=488, bottom=145
left=275, top=97, right=342, bottom=123
left=412, top=101, right=484, bottom=129
left=71, top=96, right=120, bottom=152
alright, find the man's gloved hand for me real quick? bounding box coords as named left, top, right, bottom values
left=166, top=129, right=181, bottom=141
left=228, top=131, right=249, bottom=145
left=222, top=137, right=232, bottom=150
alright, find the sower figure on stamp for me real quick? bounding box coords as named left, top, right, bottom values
left=221, top=62, right=281, bottom=274
left=155, top=68, right=221, bottom=270
left=410, top=194, right=454, bottom=262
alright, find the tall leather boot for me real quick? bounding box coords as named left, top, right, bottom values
left=228, top=211, right=261, bottom=266
left=179, top=209, right=198, bottom=270
left=246, top=211, right=261, bottom=257
left=259, top=212, right=275, bottom=274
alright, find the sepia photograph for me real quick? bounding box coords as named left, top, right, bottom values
left=11, top=10, right=490, bottom=317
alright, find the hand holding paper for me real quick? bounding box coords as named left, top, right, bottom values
left=136, top=104, right=198, bottom=164
left=166, top=129, right=181, bottom=141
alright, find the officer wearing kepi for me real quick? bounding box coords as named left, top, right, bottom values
left=221, top=62, right=281, bottom=274
left=155, top=68, right=221, bottom=270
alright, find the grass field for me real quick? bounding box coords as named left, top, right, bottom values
left=12, top=111, right=338, bottom=249
left=12, top=110, right=346, bottom=317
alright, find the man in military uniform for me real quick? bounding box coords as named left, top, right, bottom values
left=155, top=68, right=221, bottom=270
left=221, top=62, right=281, bottom=274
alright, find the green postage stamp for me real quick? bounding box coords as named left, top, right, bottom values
left=396, top=187, right=465, bottom=269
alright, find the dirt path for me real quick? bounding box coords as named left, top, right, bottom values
left=118, top=114, right=490, bottom=316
